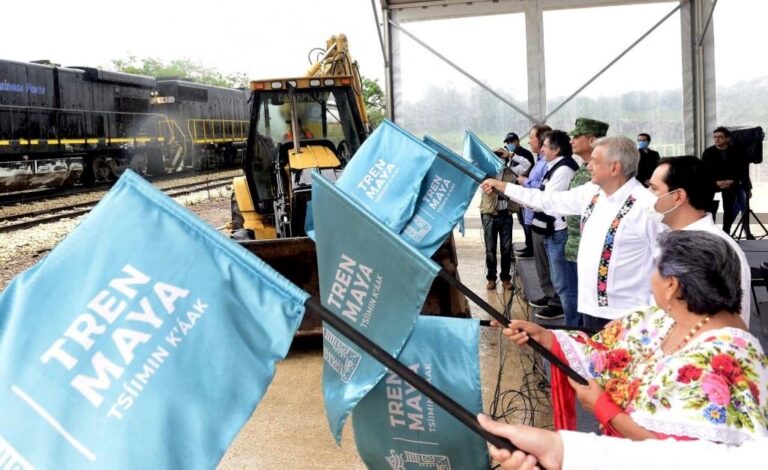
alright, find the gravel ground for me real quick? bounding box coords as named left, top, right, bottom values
left=0, top=185, right=233, bottom=291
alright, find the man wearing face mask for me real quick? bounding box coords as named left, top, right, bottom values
left=647, top=155, right=751, bottom=324
left=636, top=133, right=660, bottom=187
left=497, top=132, right=535, bottom=168
left=496, top=132, right=535, bottom=256
left=482, top=133, right=533, bottom=290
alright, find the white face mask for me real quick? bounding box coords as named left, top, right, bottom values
left=646, top=190, right=678, bottom=224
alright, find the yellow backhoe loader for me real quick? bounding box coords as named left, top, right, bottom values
left=230, top=35, right=469, bottom=333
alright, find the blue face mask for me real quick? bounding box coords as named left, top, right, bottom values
left=638, top=140, right=649, bottom=150
left=506, top=143, right=517, bottom=152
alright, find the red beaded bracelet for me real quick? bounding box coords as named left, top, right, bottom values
left=594, top=392, right=623, bottom=427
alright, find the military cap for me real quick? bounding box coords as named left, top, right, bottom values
left=569, top=118, right=609, bottom=137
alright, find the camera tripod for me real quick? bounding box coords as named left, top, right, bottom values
left=730, top=200, right=768, bottom=240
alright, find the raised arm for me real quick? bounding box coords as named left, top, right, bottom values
left=481, top=179, right=595, bottom=216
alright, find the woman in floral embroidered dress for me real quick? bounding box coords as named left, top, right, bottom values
left=503, top=231, right=768, bottom=444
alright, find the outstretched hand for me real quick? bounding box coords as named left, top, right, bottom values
left=481, top=178, right=505, bottom=194
left=490, top=319, right=554, bottom=350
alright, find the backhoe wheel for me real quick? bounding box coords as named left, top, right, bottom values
left=337, top=141, right=350, bottom=166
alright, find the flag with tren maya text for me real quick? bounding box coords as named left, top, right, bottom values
left=0, top=170, right=308, bottom=469
left=312, top=173, right=440, bottom=444
left=398, top=135, right=486, bottom=257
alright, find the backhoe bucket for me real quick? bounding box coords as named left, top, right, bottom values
left=238, top=235, right=470, bottom=335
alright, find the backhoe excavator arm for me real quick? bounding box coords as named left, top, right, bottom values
left=305, top=34, right=370, bottom=131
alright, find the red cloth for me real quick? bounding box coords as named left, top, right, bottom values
left=594, top=392, right=623, bottom=437
left=550, top=338, right=577, bottom=430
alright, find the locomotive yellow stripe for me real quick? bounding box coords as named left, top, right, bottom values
left=192, top=138, right=246, bottom=144
left=0, top=136, right=169, bottom=146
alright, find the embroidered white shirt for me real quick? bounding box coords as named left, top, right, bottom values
left=504, top=177, right=663, bottom=319
left=682, top=215, right=752, bottom=325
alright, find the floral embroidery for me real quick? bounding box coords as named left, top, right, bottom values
left=560, top=307, right=768, bottom=443
left=579, top=192, right=599, bottom=233
left=676, top=365, right=703, bottom=384
left=580, top=194, right=637, bottom=307
left=703, top=404, right=727, bottom=424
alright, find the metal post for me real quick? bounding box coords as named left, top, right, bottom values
left=545, top=2, right=683, bottom=122
left=388, top=19, right=537, bottom=124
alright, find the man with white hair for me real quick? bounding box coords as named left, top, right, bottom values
left=482, top=136, right=664, bottom=329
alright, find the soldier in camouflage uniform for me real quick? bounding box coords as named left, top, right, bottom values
left=563, top=118, right=609, bottom=327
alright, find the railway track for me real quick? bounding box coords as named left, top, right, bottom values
left=0, top=169, right=241, bottom=206
left=0, top=178, right=233, bottom=233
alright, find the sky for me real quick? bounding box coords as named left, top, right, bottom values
left=0, top=0, right=386, bottom=83
left=1, top=0, right=765, bottom=101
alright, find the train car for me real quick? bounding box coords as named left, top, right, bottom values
left=150, top=80, right=249, bottom=173
left=0, top=58, right=250, bottom=194
left=0, top=59, right=166, bottom=192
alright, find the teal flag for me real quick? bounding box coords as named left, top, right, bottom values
left=312, top=173, right=439, bottom=443
left=399, top=135, right=485, bottom=256
left=463, top=130, right=504, bottom=177
left=352, top=316, right=489, bottom=470
left=0, top=171, right=308, bottom=469
left=335, top=120, right=437, bottom=232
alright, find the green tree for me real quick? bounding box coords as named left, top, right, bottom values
left=362, top=77, right=386, bottom=129
left=111, top=55, right=248, bottom=88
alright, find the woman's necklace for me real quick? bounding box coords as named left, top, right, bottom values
left=662, top=315, right=712, bottom=354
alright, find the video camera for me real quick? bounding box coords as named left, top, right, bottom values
left=729, top=126, right=765, bottom=164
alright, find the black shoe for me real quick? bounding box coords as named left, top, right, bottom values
left=528, top=296, right=549, bottom=308
left=516, top=249, right=534, bottom=258
left=535, top=306, right=564, bottom=320
left=746, top=233, right=756, bottom=240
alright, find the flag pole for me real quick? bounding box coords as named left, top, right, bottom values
left=304, top=297, right=518, bottom=453
left=437, top=270, right=588, bottom=386
left=434, top=152, right=514, bottom=202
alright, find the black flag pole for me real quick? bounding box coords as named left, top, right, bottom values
left=433, top=151, right=509, bottom=200
left=304, top=297, right=518, bottom=453
left=433, top=152, right=588, bottom=384
left=437, top=270, right=589, bottom=386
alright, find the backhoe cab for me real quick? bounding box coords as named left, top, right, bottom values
left=232, top=76, right=366, bottom=240
left=231, top=75, right=470, bottom=335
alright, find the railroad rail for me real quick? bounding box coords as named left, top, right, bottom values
left=0, top=178, right=232, bottom=233
left=0, top=169, right=240, bottom=206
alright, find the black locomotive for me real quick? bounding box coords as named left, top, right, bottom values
left=0, top=58, right=249, bottom=193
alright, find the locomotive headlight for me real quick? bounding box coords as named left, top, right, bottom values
left=323, top=79, right=335, bottom=86
left=270, top=81, right=282, bottom=89
left=287, top=80, right=297, bottom=87
left=309, top=79, right=321, bottom=87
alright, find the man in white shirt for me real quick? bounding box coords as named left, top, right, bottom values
left=477, top=413, right=763, bottom=470
left=647, top=155, right=752, bottom=325
left=482, top=136, right=664, bottom=329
